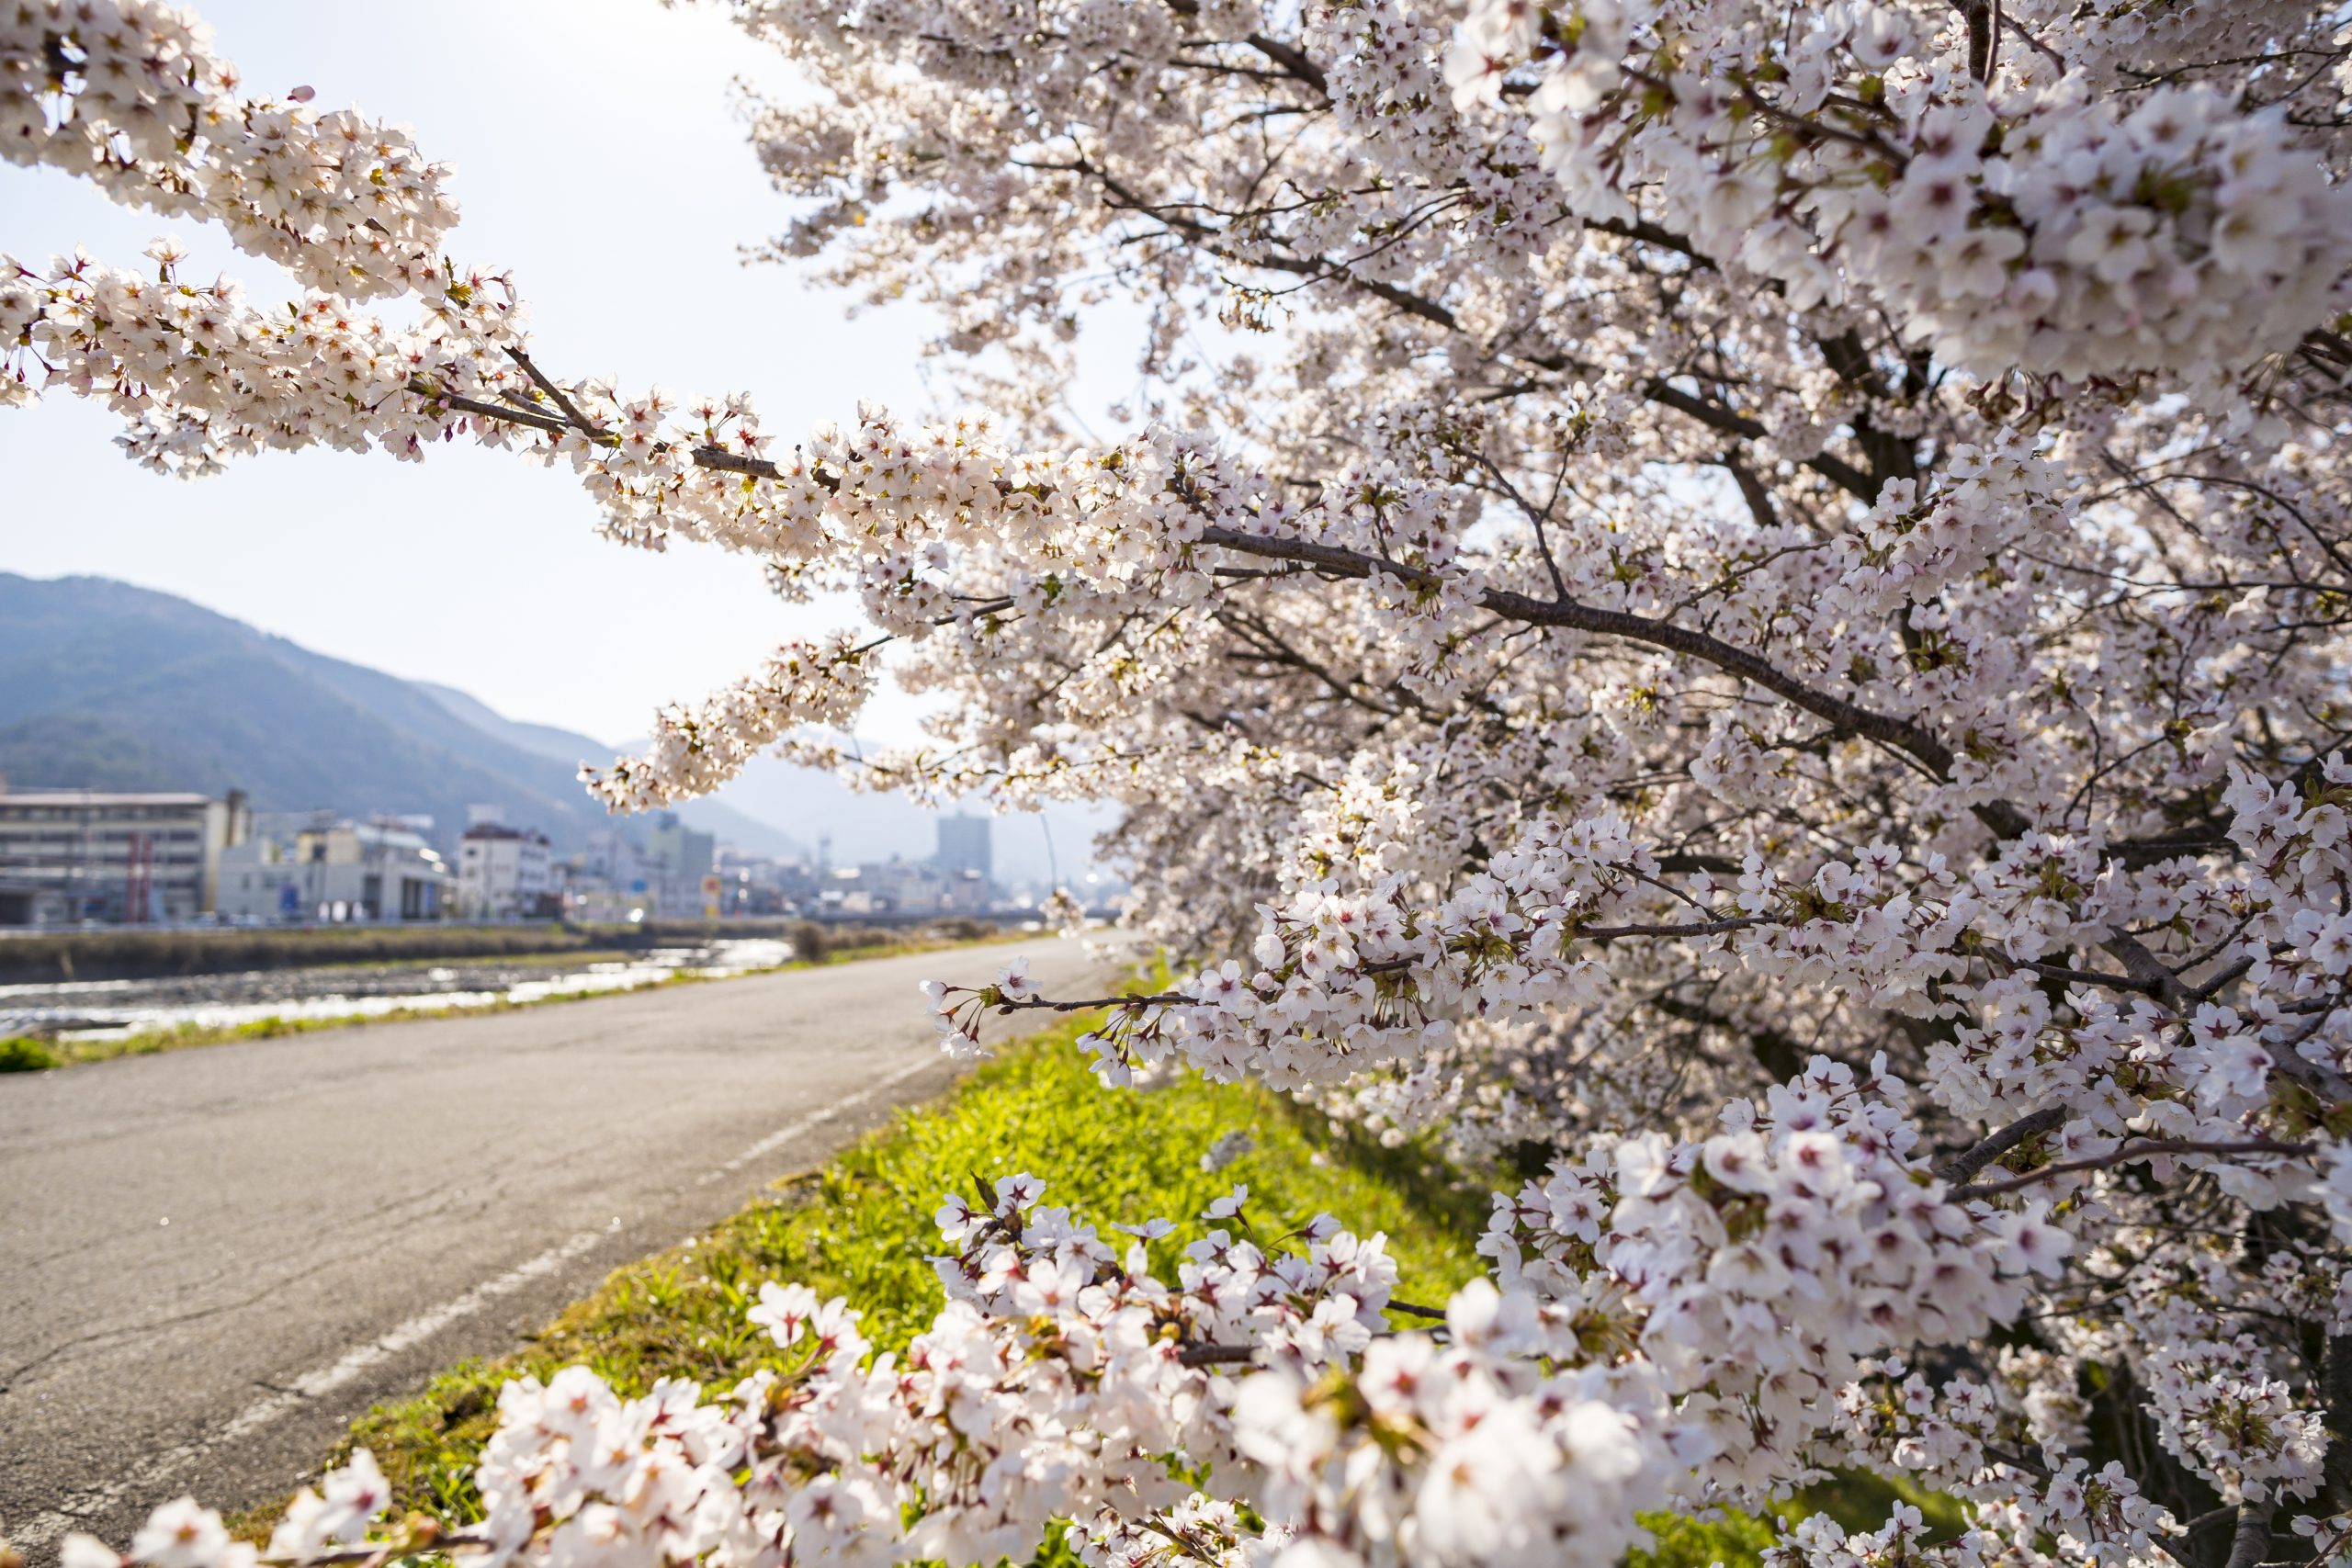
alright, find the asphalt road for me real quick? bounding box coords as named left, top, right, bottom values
left=0, top=939, right=1108, bottom=1556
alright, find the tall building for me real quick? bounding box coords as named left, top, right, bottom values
left=0, top=779, right=251, bottom=925
left=642, top=811, right=718, bottom=919
left=825, top=856, right=957, bottom=917
left=931, top=814, right=993, bottom=913
left=643, top=812, right=715, bottom=881
left=935, top=814, right=992, bottom=882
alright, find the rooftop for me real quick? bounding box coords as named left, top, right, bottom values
left=0, top=789, right=222, bottom=807
left=461, top=823, right=549, bottom=843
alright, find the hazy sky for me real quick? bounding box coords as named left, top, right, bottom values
left=2, top=0, right=1090, bottom=747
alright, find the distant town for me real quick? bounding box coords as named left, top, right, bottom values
left=0, top=771, right=1108, bottom=928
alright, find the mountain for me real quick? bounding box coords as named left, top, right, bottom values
left=0, top=574, right=790, bottom=857
left=0, top=574, right=1114, bottom=881
left=411, top=682, right=619, bottom=773
left=408, top=682, right=806, bottom=859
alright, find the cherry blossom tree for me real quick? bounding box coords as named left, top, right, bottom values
left=9, top=3, right=2352, bottom=1568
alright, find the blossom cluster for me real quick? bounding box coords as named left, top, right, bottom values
left=2, top=0, right=458, bottom=299
left=1452, top=1, right=2352, bottom=384
left=580, top=635, right=877, bottom=811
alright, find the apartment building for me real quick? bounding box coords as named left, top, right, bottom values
left=457, top=821, right=555, bottom=919
left=0, top=779, right=252, bottom=924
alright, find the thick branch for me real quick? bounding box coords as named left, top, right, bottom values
left=1159, top=0, right=1329, bottom=96
left=1939, top=1104, right=2070, bottom=1185
left=425, top=367, right=2312, bottom=1063
left=413, top=377, right=1965, bottom=804
left=1191, top=524, right=1958, bottom=778
left=1641, top=379, right=1876, bottom=498
left=2225, top=1502, right=2273, bottom=1568
left=2324, top=1334, right=2352, bottom=1514
left=1958, top=0, right=1996, bottom=83
left=1239, top=32, right=1327, bottom=95
left=1651, top=992, right=1816, bottom=1080
left=1949, top=1137, right=2315, bottom=1202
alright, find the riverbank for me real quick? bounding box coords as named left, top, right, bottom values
left=0, top=916, right=1004, bottom=985
left=0, top=925, right=1022, bottom=1072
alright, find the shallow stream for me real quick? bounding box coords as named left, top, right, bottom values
left=0, top=937, right=795, bottom=1040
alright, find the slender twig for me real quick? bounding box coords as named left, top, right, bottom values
left=232, top=1530, right=485, bottom=1567
left=410, top=378, right=572, bottom=438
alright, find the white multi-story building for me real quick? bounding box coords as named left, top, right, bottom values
left=0, top=779, right=251, bottom=924
left=216, top=819, right=453, bottom=923
left=457, top=822, right=554, bottom=919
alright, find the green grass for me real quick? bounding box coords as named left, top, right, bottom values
left=299, top=1013, right=1491, bottom=1531
left=12, top=930, right=1023, bottom=1071
left=250, top=1013, right=1936, bottom=1563
left=1622, top=1470, right=1965, bottom=1568
left=0, top=1034, right=59, bottom=1072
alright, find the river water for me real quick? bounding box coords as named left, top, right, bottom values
left=0, top=937, right=797, bottom=1041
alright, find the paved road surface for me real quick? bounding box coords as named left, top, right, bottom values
left=0, top=940, right=1108, bottom=1555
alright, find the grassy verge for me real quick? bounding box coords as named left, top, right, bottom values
left=243, top=1015, right=1915, bottom=1568
left=280, top=1014, right=1488, bottom=1533
left=0, top=929, right=1024, bottom=1073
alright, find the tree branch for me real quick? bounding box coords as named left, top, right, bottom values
left=1939, top=1105, right=2070, bottom=1185
left=409, top=375, right=1966, bottom=804
left=1950, top=1137, right=2316, bottom=1202
left=506, top=344, right=605, bottom=435
left=431, top=373, right=2324, bottom=1071
left=1190, top=524, right=1959, bottom=779
left=2225, top=1502, right=2274, bottom=1568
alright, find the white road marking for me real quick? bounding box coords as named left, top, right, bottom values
left=6, top=1052, right=943, bottom=1552
left=6, top=1228, right=603, bottom=1551
left=276, top=1230, right=610, bottom=1410
left=698, top=1055, right=933, bottom=1183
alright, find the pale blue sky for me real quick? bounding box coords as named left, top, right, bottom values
left=2, top=0, right=1098, bottom=747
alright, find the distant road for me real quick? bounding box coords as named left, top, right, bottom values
left=0, top=940, right=1110, bottom=1556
